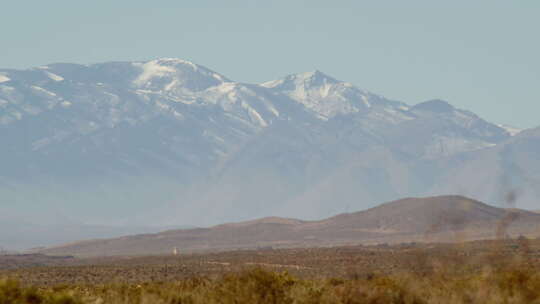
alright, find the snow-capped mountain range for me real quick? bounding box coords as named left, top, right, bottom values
left=1, top=58, right=537, bottom=247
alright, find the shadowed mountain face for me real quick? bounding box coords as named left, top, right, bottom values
left=429, top=127, right=540, bottom=208
left=38, top=196, right=540, bottom=257
left=0, top=58, right=538, bottom=249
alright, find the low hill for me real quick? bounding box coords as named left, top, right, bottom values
left=38, top=196, right=540, bottom=257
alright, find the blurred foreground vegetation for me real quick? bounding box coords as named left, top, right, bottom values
left=2, top=264, right=540, bottom=304
left=2, top=239, right=540, bottom=303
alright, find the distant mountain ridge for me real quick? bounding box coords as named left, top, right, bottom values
left=1, top=58, right=538, bottom=250
left=38, top=196, right=540, bottom=257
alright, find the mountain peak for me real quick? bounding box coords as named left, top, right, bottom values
left=297, top=70, right=337, bottom=82
left=496, top=124, right=523, bottom=136
left=148, top=58, right=203, bottom=71
left=261, top=70, right=340, bottom=90
left=412, top=99, right=455, bottom=113
left=0, top=73, right=10, bottom=83
left=132, top=58, right=229, bottom=91
left=260, top=71, right=413, bottom=119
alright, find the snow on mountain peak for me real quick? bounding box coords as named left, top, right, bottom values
left=132, top=58, right=229, bottom=92
left=261, top=70, right=339, bottom=90
left=292, top=70, right=339, bottom=85
left=44, top=71, right=64, bottom=82
left=133, top=60, right=177, bottom=86
left=262, top=71, right=408, bottom=119
left=155, top=57, right=198, bottom=68
left=496, top=124, right=523, bottom=136
left=0, top=73, right=10, bottom=83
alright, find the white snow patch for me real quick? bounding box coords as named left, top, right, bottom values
left=248, top=109, right=268, bottom=127
left=165, top=79, right=178, bottom=91
left=361, top=96, right=371, bottom=107
left=212, top=73, right=226, bottom=82
left=267, top=105, right=280, bottom=117
left=245, top=107, right=267, bottom=127
left=224, top=113, right=258, bottom=130
left=157, top=58, right=198, bottom=70
left=260, top=79, right=282, bottom=89
left=262, top=72, right=377, bottom=118
left=319, top=83, right=332, bottom=98
left=216, top=82, right=237, bottom=94
left=0, top=74, right=10, bottom=83
left=133, top=60, right=176, bottom=86
left=45, top=71, right=64, bottom=81
left=381, top=108, right=415, bottom=122
left=103, top=91, right=120, bottom=105
left=31, top=86, right=57, bottom=96
left=173, top=111, right=184, bottom=119
left=156, top=101, right=171, bottom=111
left=61, top=101, right=72, bottom=107
left=203, top=130, right=226, bottom=143
left=135, top=89, right=153, bottom=94
left=295, top=71, right=324, bottom=83
left=497, top=124, right=522, bottom=136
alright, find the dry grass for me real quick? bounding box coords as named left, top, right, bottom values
left=2, top=265, right=540, bottom=303
left=2, top=239, right=540, bottom=303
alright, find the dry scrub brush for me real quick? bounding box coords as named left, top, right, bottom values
left=2, top=262, right=540, bottom=304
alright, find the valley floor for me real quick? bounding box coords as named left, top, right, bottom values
left=1, top=239, right=540, bottom=303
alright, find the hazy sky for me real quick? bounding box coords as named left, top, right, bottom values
left=2, top=1, right=539, bottom=128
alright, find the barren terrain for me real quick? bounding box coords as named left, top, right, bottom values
left=3, top=239, right=540, bottom=286
left=38, top=196, right=540, bottom=257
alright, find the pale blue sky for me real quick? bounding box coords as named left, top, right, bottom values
left=2, top=1, right=539, bottom=128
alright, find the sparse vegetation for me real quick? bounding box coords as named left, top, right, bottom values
left=0, top=279, right=82, bottom=304
left=2, top=239, right=540, bottom=303
left=2, top=265, right=540, bottom=303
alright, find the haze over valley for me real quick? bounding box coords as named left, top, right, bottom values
left=38, top=195, right=540, bottom=257
left=1, top=58, right=539, bottom=249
